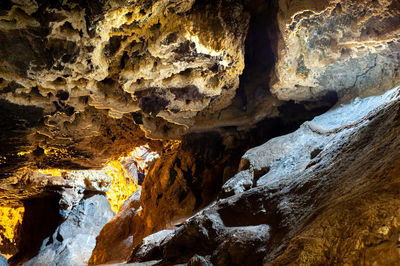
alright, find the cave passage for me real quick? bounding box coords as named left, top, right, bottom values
left=1, top=0, right=400, bottom=265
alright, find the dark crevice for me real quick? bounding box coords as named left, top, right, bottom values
left=9, top=193, right=63, bottom=266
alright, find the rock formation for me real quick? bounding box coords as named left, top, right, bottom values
left=4, top=170, right=114, bottom=265
left=274, top=0, right=400, bottom=102
left=20, top=194, right=113, bottom=266
left=128, top=87, right=400, bottom=265
left=0, top=0, right=399, bottom=265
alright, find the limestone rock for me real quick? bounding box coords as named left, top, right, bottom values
left=90, top=99, right=344, bottom=264
left=129, top=87, right=400, bottom=265
left=0, top=169, right=111, bottom=206
left=273, top=0, right=400, bottom=102
left=89, top=189, right=143, bottom=264
left=90, top=133, right=231, bottom=264
left=14, top=194, right=113, bottom=266
left=1, top=1, right=400, bottom=265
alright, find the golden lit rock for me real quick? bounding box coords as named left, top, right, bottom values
left=0, top=206, right=24, bottom=258
left=105, top=145, right=159, bottom=213
left=105, top=161, right=139, bottom=214
left=0, top=207, right=23, bottom=244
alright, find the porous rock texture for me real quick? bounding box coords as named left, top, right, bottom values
left=89, top=108, right=336, bottom=265
left=0, top=0, right=249, bottom=181
left=0, top=168, right=113, bottom=261
left=127, top=88, right=400, bottom=265
left=1, top=0, right=400, bottom=265
left=8, top=175, right=114, bottom=266
left=273, top=0, right=400, bottom=102
left=3, top=0, right=399, bottom=187
left=21, top=194, right=113, bottom=266
left=0, top=168, right=111, bottom=206
left=90, top=132, right=245, bottom=264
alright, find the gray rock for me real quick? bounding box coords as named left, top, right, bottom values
left=129, top=87, right=400, bottom=265
left=23, top=194, right=113, bottom=266
left=188, top=254, right=213, bottom=266
left=0, top=255, right=8, bottom=266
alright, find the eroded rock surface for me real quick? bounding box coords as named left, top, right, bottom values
left=128, top=87, right=400, bottom=265
left=0, top=169, right=111, bottom=206
left=89, top=189, right=143, bottom=264
left=273, top=0, right=400, bottom=102
left=0, top=0, right=249, bottom=181
left=4, top=169, right=114, bottom=266
left=1, top=0, right=400, bottom=265
left=20, top=194, right=113, bottom=266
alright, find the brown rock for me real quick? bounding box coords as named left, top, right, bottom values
left=273, top=0, right=400, bottom=102
left=128, top=88, right=400, bottom=265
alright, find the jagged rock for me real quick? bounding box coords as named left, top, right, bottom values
left=273, top=0, right=400, bottom=102
left=128, top=87, right=400, bottom=265
left=90, top=100, right=348, bottom=265
left=0, top=0, right=249, bottom=181
left=1, top=0, right=400, bottom=265
left=6, top=169, right=114, bottom=266
left=89, top=189, right=143, bottom=264
left=90, top=133, right=231, bottom=264
left=0, top=169, right=111, bottom=206
left=0, top=169, right=112, bottom=260
left=14, top=194, right=113, bottom=266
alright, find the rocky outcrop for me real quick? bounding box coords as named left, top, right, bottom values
left=128, top=87, right=400, bottom=265
left=89, top=90, right=349, bottom=265
left=89, top=189, right=143, bottom=264
left=20, top=194, right=113, bottom=266
left=90, top=132, right=238, bottom=264
left=0, top=169, right=112, bottom=259
left=0, top=169, right=111, bottom=206
left=273, top=0, right=400, bottom=102
left=0, top=0, right=249, bottom=180
left=2, top=0, right=398, bottom=185
left=6, top=170, right=114, bottom=266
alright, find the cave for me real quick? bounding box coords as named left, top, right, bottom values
left=1, top=0, right=400, bottom=265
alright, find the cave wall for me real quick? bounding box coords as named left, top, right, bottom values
left=0, top=0, right=399, bottom=265
left=128, top=87, right=400, bottom=265
left=273, top=0, right=400, bottom=102
left=7, top=170, right=114, bottom=266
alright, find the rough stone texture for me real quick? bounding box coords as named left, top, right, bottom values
left=4, top=0, right=396, bottom=187
left=90, top=95, right=345, bottom=265
left=89, top=188, right=143, bottom=264
left=1, top=0, right=400, bottom=265
left=128, top=87, right=400, bottom=265
left=10, top=193, right=113, bottom=266
left=2, top=0, right=398, bottom=214
left=0, top=0, right=249, bottom=181
left=90, top=132, right=234, bottom=264
left=0, top=169, right=112, bottom=259
left=4, top=169, right=113, bottom=265
left=273, top=0, right=400, bottom=102
left=0, top=169, right=111, bottom=206
left=8, top=194, right=63, bottom=266
left=0, top=206, right=23, bottom=258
